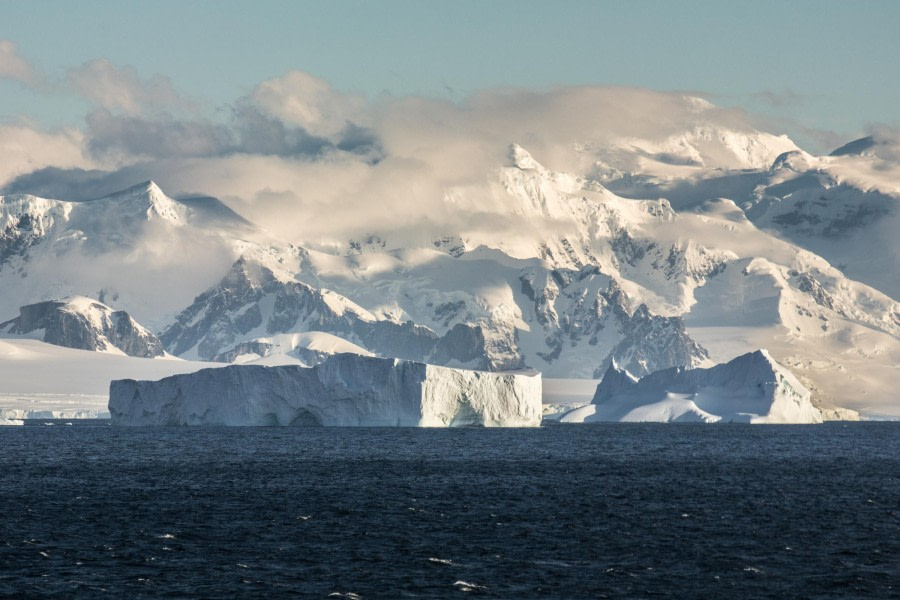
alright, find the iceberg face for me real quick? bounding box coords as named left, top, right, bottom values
left=560, top=350, right=822, bottom=424
left=109, top=353, right=542, bottom=427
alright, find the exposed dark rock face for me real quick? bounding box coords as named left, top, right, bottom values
left=796, top=273, right=836, bottom=311
left=161, top=258, right=478, bottom=365
left=426, top=322, right=524, bottom=371
left=210, top=341, right=274, bottom=363
left=0, top=201, right=58, bottom=267
left=1, top=298, right=164, bottom=358
left=520, top=265, right=708, bottom=376
left=596, top=304, right=709, bottom=378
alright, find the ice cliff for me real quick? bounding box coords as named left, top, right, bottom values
left=109, top=353, right=542, bottom=427
left=560, top=350, right=822, bottom=424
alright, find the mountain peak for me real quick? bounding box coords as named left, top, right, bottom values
left=103, top=180, right=164, bottom=198
left=97, top=180, right=185, bottom=223
left=140, top=180, right=162, bottom=193
left=509, top=144, right=545, bottom=172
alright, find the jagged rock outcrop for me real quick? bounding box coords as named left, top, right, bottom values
left=109, top=353, right=542, bottom=427
left=598, top=304, right=710, bottom=377
left=161, top=257, right=520, bottom=369
left=159, top=257, right=442, bottom=361
left=561, top=350, right=822, bottom=424
left=0, top=297, right=164, bottom=358
left=210, top=340, right=275, bottom=363
left=0, top=196, right=65, bottom=267
left=165, top=255, right=702, bottom=376
left=519, top=266, right=708, bottom=376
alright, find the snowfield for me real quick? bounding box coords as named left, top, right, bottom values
left=0, top=338, right=220, bottom=419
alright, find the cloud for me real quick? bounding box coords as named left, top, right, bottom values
left=750, top=89, right=806, bottom=108
left=0, top=123, right=95, bottom=189
left=249, top=70, right=367, bottom=139
left=85, top=109, right=233, bottom=160
left=867, top=124, right=900, bottom=143
left=232, top=102, right=379, bottom=157
left=1, top=166, right=157, bottom=201
left=66, top=59, right=194, bottom=115
left=0, top=40, right=38, bottom=86
left=3, top=74, right=837, bottom=249
left=857, top=124, right=900, bottom=162
left=78, top=105, right=381, bottom=162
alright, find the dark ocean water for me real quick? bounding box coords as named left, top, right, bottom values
left=0, top=422, right=897, bottom=599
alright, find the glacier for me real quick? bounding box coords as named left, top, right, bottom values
left=109, top=353, right=542, bottom=427
left=560, top=350, right=823, bottom=424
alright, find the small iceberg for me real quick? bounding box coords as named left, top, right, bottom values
left=560, top=350, right=822, bottom=424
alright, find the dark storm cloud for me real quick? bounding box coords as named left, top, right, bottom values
left=1, top=166, right=157, bottom=201
left=232, top=102, right=333, bottom=157
left=83, top=105, right=382, bottom=162
left=86, top=109, right=234, bottom=159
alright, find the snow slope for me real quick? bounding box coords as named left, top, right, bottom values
left=110, top=353, right=542, bottom=427
left=0, top=338, right=220, bottom=419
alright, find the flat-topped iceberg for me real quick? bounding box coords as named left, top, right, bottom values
left=560, top=350, right=822, bottom=424
left=109, top=353, right=542, bottom=427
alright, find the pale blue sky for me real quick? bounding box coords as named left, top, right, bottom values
left=1, top=0, right=899, bottom=150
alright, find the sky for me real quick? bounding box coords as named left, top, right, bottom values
left=1, top=0, right=899, bottom=243
left=1, top=0, right=898, bottom=142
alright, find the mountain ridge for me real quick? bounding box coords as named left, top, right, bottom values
left=0, top=136, right=898, bottom=416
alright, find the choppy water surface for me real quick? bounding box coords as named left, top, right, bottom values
left=0, top=422, right=897, bottom=598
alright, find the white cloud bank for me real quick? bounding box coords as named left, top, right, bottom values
left=2, top=50, right=878, bottom=248
left=66, top=58, right=194, bottom=116
left=0, top=40, right=37, bottom=86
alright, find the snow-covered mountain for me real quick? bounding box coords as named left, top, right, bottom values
left=585, top=123, right=799, bottom=180
left=1, top=133, right=898, bottom=418
left=160, top=252, right=707, bottom=377
left=0, top=296, right=163, bottom=357
left=605, top=138, right=900, bottom=301
left=0, top=181, right=269, bottom=329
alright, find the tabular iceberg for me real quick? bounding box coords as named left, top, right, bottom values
left=560, top=350, right=823, bottom=424
left=109, top=353, right=542, bottom=427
